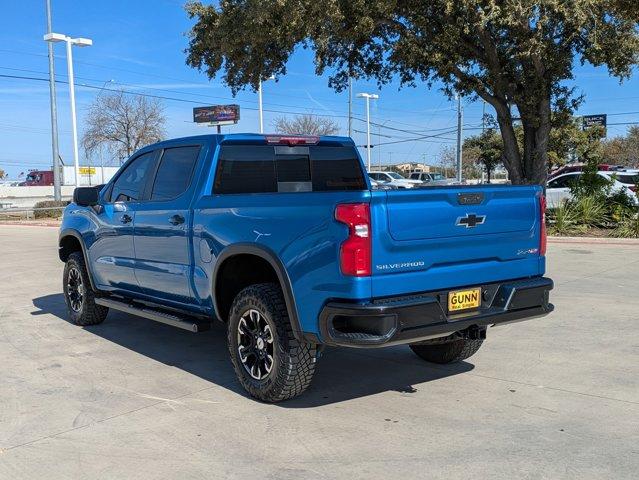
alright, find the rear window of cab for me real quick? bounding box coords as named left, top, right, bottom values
left=213, top=145, right=367, bottom=194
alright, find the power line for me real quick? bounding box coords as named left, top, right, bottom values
left=0, top=72, right=472, bottom=138
left=0, top=72, right=357, bottom=120
left=0, top=50, right=456, bottom=118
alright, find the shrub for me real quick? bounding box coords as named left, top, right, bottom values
left=606, top=188, right=637, bottom=222
left=33, top=200, right=69, bottom=219
left=571, top=195, right=608, bottom=228
left=547, top=203, right=583, bottom=236
left=612, top=212, right=639, bottom=238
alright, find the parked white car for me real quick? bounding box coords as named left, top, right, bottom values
left=614, top=170, right=639, bottom=191
left=369, top=178, right=395, bottom=190
left=368, top=171, right=421, bottom=189
left=408, top=171, right=457, bottom=186
left=546, top=171, right=639, bottom=208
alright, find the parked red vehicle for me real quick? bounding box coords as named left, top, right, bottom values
left=20, top=170, right=54, bottom=186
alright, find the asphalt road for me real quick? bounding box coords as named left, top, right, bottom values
left=0, top=225, right=638, bottom=479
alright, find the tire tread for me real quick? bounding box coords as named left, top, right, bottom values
left=228, top=283, right=316, bottom=402
left=410, top=337, right=483, bottom=364
left=64, top=252, right=108, bottom=326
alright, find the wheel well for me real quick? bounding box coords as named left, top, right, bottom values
left=59, top=235, right=83, bottom=262
left=215, top=254, right=280, bottom=322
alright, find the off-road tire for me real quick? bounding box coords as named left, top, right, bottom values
left=228, top=283, right=317, bottom=402
left=63, top=252, right=108, bottom=326
left=410, top=337, right=484, bottom=364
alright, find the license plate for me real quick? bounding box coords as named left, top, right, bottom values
left=448, top=288, right=481, bottom=312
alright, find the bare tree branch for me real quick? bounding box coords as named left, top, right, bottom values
left=272, top=114, right=340, bottom=136
left=82, top=89, right=166, bottom=163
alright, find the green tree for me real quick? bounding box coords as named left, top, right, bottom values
left=602, top=126, right=639, bottom=167
left=439, top=145, right=482, bottom=180
left=185, top=1, right=639, bottom=185
left=546, top=118, right=605, bottom=168
left=465, top=129, right=503, bottom=182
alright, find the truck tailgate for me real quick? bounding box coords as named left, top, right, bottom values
left=370, top=186, right=544, bottom=298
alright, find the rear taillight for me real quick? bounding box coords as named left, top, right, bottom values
left=629, top=185, right=637, bottom=193
left=335, top=203, right=371, bottom=276
left=539, top=195, right=547, bottom=256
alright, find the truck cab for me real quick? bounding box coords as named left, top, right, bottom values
left=59, top=134, right=553, bottom=402
left=21, top=170, right=54, bottom=186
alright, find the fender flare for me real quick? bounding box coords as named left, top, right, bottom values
left=212, top=243, right=306, bottom=342
left=59, top=229, right=98, bottom=292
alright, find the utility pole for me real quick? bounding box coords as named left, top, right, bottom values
left=482, top=100, right=486, bottom=133
left=45, top=0, right=61, bottom=200
left=258, top=80, right=264, bottom=134
left=456, top=94, right=463, bottom=183
left=348, top=77, right=353, bottom=138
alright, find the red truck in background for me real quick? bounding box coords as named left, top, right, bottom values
left=18, top=167, right=119, bottom=187
left=20, top=170, right=54, bottom=186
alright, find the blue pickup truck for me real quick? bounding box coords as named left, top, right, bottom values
left=59, top=133, right=553, bottom=402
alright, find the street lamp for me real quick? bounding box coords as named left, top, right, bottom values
left=357, top=92, right=379, bottom=172
left=258, top=75, right=275, bottom=134
left=44, top=32, right=93, bottom=188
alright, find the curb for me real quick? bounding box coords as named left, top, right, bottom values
left=0, top=221, right=61, bottom=228
left=549, top=236, right=639, bottom=245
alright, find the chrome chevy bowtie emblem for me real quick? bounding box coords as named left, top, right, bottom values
left=456, top=213, right=486, bottom=228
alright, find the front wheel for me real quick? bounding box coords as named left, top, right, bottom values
left=63, top=252, right=108, bottom=326
left=227, top=283, right=317, bottom=402
left=410, top=336, right=484, bottom=364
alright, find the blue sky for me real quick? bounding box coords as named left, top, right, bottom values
left=1, top=0, right=639, bottom=179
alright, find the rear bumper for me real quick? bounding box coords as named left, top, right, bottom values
left=318, top=277, right=553, bottom=348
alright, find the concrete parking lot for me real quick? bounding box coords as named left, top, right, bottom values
left=0, top=225, right=638, bottom=479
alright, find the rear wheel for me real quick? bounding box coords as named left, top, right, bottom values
left=228, top=283, right=317, bottom=402
left=63, top=252, right=108, bottom=326
left=410, top=335, right=484, bottom=364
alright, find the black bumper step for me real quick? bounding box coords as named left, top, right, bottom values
left=319, top=277, right=554, bottom=347
left=95, top=298, right=212, bottom=332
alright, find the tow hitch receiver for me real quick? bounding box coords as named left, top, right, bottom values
left=458, top=325, right=487, bottom=340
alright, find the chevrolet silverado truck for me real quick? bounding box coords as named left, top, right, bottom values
left=59, top=134, right=553, bottom=402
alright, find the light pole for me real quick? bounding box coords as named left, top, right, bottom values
left=44, top=0, right=61, bottom=201
left=258, top=75, right=275, bottom=134
left=44, top=32, right=92, bottom=188
left=357, top=92, right=379, bottom=172
left=455, top=93, right=463, bottom=183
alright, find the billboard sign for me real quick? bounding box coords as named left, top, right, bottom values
left=193, top=104, right=240, bottom=124
left=582, top=114, right=607, bottom=130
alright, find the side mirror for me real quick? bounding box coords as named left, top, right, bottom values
left=73, top=186, right=100, bottom=207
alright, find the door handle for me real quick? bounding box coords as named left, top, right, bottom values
left=120, top=214, right=133, bottom=224
left=169, top=214, right=185, bottom=226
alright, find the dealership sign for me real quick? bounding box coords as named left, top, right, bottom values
left=582, top=114, right=607, bottom=129
left=193, top=104, right=240, bottom=125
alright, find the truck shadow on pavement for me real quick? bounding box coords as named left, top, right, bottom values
left=32, top=293, right=474, bottom=408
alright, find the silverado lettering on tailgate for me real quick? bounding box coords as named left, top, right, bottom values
left=375, top=261, right=425, bottom=271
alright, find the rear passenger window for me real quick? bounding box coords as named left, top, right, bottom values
left=109, top=151, right=155, bottom=202
left=214, top=144, right=366, bottom=194
left=310, top=146, right=367, bottom=191
left=150, top=146, right=200, bottom=201
left=215, top=146, right=276, bottom=194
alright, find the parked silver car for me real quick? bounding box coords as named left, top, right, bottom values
left=368, top=171, right=421, bottom=189
left=409, top=172, right=457, bottom=186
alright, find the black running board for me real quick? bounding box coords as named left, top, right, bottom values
left=95, top=297, right=212, bottom=332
